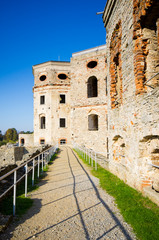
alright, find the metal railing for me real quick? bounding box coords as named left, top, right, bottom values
left=0, top=143, right=58, bottom=216
left=148, top=163, right=159, bottom=169
left=73, top=143, right=107, bottom=171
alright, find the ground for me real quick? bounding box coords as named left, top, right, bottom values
left=0, top=147, right=136, bottom=240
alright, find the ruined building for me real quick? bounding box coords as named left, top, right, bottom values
left=19, top=0, right=159, bottom=204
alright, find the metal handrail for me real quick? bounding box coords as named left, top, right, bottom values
left=0, top=143, right=58, bottom=216
left=143, top=72, right=159, bottom=85
left=148, top=163, right=159, bottom=169
left=0, top=145, right=53, bottom=181
left=73, top=143, right=108, bottom=170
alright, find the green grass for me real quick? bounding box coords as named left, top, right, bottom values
left=74, top=149, right=159, bottom=240
left=0, top=152, right=57, bottom=216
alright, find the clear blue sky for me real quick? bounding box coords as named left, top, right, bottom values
left=0, top=0, right=106, bottom=134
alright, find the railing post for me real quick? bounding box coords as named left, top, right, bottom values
left=91, top=151, right=93, bottom=167
left=38, top=155, right=40, bottom=178
left=42, top=153, right=44, bottom=173
left=89, top=149, right=90, bottom=164
left=86, top=148, right=87, bottom=161
left=13, top=170, right=17, bottom=216
left=95, top=152, right=97, bottom=170
left=32, top=158, right=35, bottom=186
left=25, top=163, right=28, bottom=197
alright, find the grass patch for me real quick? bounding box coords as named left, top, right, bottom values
left=48, top=149, right=59, bottom=165
left=74, top=149, right=159, bottom=240
left=0, top=169, right=40, bottom=216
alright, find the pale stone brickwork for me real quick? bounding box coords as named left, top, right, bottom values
left=19, top=133, right=34, bottom=147
left=18, top=0, right=159, bottom=204
left=103, top=0, right=159, bottom=197
left=70, top=46, right=107, bottom=153
left=32, top=61, right=72, bottom=146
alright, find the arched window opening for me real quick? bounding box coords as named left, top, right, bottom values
left=87, top=76, right=98, bottom=98
left=88, top=114, right=98, bottom=131
left=60, top=139, right=66, bottom=145
left=21, top=138, right=25, bottom=146
left=40, top=139, right=45, bottom=145
left=40, top=116, right=46, bottom=129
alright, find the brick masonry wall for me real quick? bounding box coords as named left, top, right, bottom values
left=110, top=20, right=123, bottom=109
left=104, top=0, right=159, bottom=191
left=133, top=0, right=159, bottom=93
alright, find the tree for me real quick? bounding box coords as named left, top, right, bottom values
left=0, top=130, right=3, bottom=141
left=12, top=128, right=18, bottom=141
left=4, top=128, right=18, bottom=142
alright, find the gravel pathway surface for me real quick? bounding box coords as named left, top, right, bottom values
left=0, top=147, right=136, bottom=240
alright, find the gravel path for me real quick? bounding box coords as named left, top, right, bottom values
left=0, top=147, right=136, bottom=240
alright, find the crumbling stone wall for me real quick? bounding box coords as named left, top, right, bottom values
left=103, top=0, right=159, bottom=193
left=133, top=0, right=159, bottom=93
left=110, top=20, right=123, bottom=109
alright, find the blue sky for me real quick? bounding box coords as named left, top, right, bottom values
left=0, top=0, right=106, bottom=134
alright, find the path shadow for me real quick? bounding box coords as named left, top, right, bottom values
left=0, top=197, right=42, bottom=239
left=70, top=147, right=133, bottom=240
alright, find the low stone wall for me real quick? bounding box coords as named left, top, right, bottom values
left=0, top=145, right=44, bottom=174
left=19, top=133, right=34, bottom=147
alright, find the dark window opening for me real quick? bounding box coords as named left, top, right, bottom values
left=114, top=54, right=122, bottom=96
left=88, top=114, right=98, bottom=131
left=40, top=116, right=46, bottom=129
left=60, top=118, right=66, bottom=128
left=87, top=61, right=97, bottom=69
left=40, top=139, right=45, bottom=145
left=87, top=76, right=98, bottom=98
left=60, top=94, right=66, bottom=103
left=60, top=139, right=66, bottom=145
left=39, top=75, right=46, bottom=81
left=40, top=95, right=45, bottom=105
left=21, top=138, right=25, bottom=145
left=58, top=73, right=67, bottom=80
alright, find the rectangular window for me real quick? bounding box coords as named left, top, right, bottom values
left=40, top=95, right=45, bottom=105
left=60, top=139, right=66, bottom=145
left=60, top=118, right=66, bottom=128
left=40, top=117, right=45, bottom=129
left=60, top=94, right=66, bottom=104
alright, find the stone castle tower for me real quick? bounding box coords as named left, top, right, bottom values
left=19, top=0, right=159, bottom=204
left=31, top=45, right=107, bottom=153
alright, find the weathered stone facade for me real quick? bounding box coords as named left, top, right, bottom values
left=32, top=61, right=71, bottom=146
left=19, top=0, right=159, bottom=204
left=103, top=0, right=159, bottom=203
left=70, top=46, right=107, bottom=153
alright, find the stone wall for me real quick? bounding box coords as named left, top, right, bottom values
left=19, top=133, right=34, bottom=147
left=33, top=61, right=72, bottom=146
left=0, top=144, right=45, bottom=171
left=70, top=46, right=108, bottom=154
left=103, top=0, right=159, bottom=192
